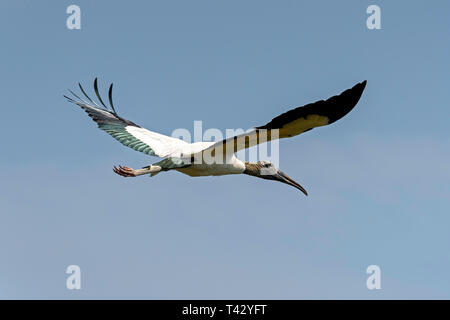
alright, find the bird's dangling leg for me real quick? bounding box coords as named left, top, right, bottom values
left=113, top=165, right=147, bottom=177
left=113, top=165, right=161, bottom=177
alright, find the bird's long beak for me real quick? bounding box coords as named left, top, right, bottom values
left=274, top=170, right=308, bottom=196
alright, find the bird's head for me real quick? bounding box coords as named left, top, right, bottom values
left=243, top=161, right=308, bottom=196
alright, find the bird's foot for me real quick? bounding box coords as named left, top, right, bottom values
left=113, top=165, right=137, bottom=177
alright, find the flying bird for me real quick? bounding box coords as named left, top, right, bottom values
left=64, top=79, right=367, bottom=196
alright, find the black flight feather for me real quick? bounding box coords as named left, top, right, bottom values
left=108, top=83, right=118, bottom=115
left=94, top=77, right=109, bottom=109
left=257, top=80, right=367, bottom=130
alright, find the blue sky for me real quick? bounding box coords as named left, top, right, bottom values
left=0, top=1, right=449, bottom=299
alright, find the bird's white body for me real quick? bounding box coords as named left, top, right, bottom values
left=176, top=154, right=246, bottom=177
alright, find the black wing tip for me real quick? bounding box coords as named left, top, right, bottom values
left=66, top=78, right=119, bottom=114
left=326, top=79, right=367, bottom=123
left=349, top=79, right=368, bottom=106
left=352, top=80, right=367, bottom=98
left=256, top=80, right=368, bottom=130
left=349, top=79, right=367, bottom=100
left=65, top=78, right=140, bottom=127
left=356, top=80, right=367, bottom=92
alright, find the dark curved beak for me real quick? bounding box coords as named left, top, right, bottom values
left=274, top=170, right=308, bottom=196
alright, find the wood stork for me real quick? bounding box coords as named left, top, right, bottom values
left=65, top=79, right=367, bottom=196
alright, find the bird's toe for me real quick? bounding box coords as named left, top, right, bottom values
left=113, top=165, right=136, bottom=177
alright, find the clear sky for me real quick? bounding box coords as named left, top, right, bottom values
left=0, top=1, right=449, bottom=299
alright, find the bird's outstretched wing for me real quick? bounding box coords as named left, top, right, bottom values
left=64, top=78, right=189, bottom=158
left=196, top=80, right=367, bottom=155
